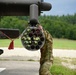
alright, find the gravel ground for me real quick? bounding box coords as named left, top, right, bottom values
left=0, top=47, right=76, bottom=70
left=0, top=47, right=76, bottom=58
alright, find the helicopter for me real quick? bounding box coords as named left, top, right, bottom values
left=0, top=0, right=52, bottom=55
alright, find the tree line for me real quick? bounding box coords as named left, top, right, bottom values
left=0, top=14, right=76, bottom=40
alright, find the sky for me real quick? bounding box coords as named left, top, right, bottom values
left=42, top=0, right=76, bottom=16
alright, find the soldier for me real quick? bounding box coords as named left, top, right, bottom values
left=39, top=25, right=53, bottom=75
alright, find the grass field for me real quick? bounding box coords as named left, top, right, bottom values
left=50, top=57, right=76, bottom=75
left=53, top=38, right=76, bottom=50
left=0, top=38, right=76, bottom=50
left=0, top=39, right=23, bottom=48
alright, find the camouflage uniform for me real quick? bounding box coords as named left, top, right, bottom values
left=39, top=30, right=53, bottom=75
